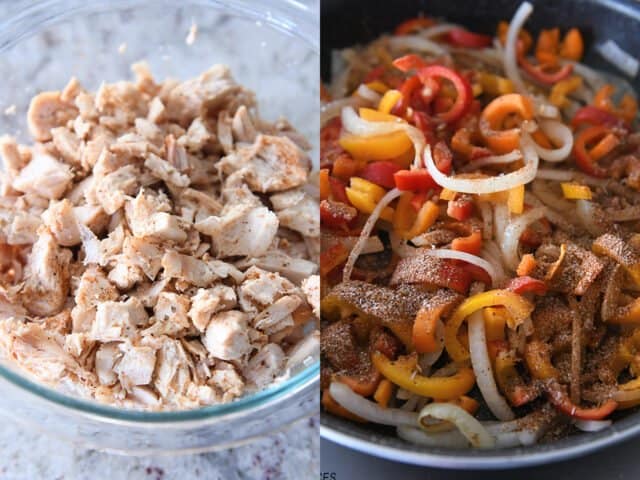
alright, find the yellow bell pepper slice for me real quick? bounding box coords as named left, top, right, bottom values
left=524, top=339, right=559, bottom=380
left=507, top=184, right=525, bottom=214
left=483, top=306, right=508, bottom=341
left=339, top=131, right=413, bottom=162
left=359, top=108, right=404, bottom=123
left=477, top=72, right=514, bottom=97
left=372, top=351, right=476, bottom=401
left=440, top=188, right=457, bottom=201
left=549, top=76, right=582, bottom=108
left=560, top=182, right=592, bottom=200
left=392, top=192, right=416, bottom=233
left=345, top=187, right=394, bottom=222
left=445, top=290, right=534, bottom=362
left=366, top=81, right=389, bottom=94
left=472, top=83, right=483, bottom=97
left=350, top=177, right=387, bottom=201
left=378, top=89, right=402, bottom=114
left=402, top=200, right=440, bottom=240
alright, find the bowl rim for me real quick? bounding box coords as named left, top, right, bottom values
left=0, top=0, right=320, bottom=424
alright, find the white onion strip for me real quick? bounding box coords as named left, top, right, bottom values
left=343, top=188, right=402, bottom=282
left=355, top=84, right=382, bottom=104
left=466, top=150, right=522, bottom=169
left=421, top=248, right=501, bottom=287
left=424, top=135, right=539, bottom=194
left=388, top=35, right=449, bottom=57
left=329, top=382, right=418, bottom=427
left=574, top=419, right=612, bottom=432
left=504, top=2, right=534, bottom=94
left=397, top=425, right=469, bottom=448
left=501, top=207, right=547, bottom=270
left=535, top=168, right=575, bottom=181
left=419, top=24, right=460, bottom=39
left=321, top=97, right=368, bottom=126
left=532, top=119, right=573, bottom=162
left=418, top=403, right=496, bottom=448
left=468, top=311, right=515, bottom=421
left=478, top=201, right=493, bottom=240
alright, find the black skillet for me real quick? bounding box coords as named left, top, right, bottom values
left=320, top=0, right=640, bottom=468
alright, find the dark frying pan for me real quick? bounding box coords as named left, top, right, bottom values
left=320, top=0, right=640, bottom=469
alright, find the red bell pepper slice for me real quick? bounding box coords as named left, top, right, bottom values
left=447, top=28, right=492, bottom=49
left=573, top=125, right=615, bottom=178
left=417, top=65, right=472, bottom=123
left=463, top=262, right=492, bottom=285
left=571, top=105, right=628, bottom=130
left=320, top=199, right=358, bottom=230
left=359, top=161, right=403, bottom=189
left=393, top=54, right=429, bottom=73
left=447, top=197, right=474, bottom=221
left=363, top=65, right=386, bottom=83
left=394, top=169, right=438, bottom=191
left=329, top=177, right=350, bottom=204
left=506, top=276, right=548, bottom=295
left=438, top=260, right=473, bottom=294
left=410, top=192, right=428, bottom=212
left=411, top=111, right=437, bottom=145
left=545, top=379, right=618, bottom=420
left=518, top=53, right=573, bottom=85
left=394, top=17, right=436, bottom=36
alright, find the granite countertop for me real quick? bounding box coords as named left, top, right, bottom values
left=0, top=415, right=319, bottom=480
left=0, top=1, right=319, bottom=479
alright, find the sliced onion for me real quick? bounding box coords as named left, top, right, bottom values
left=329, top=382, right=418, bottom=426
left=422, top=248, right=501, bottom=287
left=388, top=35, right=449, bottom=57
left=465, top=150, right=522, bottom=169
left=355, top=84, right=382, bottom=104
left=343, top=188, right=402, bottom=281
left=532, top=119, right=573, bottom=163
left=424, top=134, right=539, bottom=194
left=504, top=2, right=534, bottom=94
left=576, top=199, right=607, bottom=236
left=574, top=419, right=612, bottom=432
left=493, top=203, right=509, bottom=245
left=321, top=96, right=368, bottom=126
left=613, top=388, right=640, bottom=402
left=418, top=402, right=496, bottom=448
left=468, top=310, right=515, bottom=421
left=535, top=168, right=575, bottom=181
left=389, top=230, right=425, bottom=258
left=481, top=245, right=507, bottom=284
left=397, top=425, right=469, bottom=448
left=536, top=101, right=560, bottom=119
left=501, top=206, right=547, bottom=270
left=596, top=40, right=640, bottom=78
left=566, top=60, right=607, bottom=91
left=324, top=235, right=385, bottom=256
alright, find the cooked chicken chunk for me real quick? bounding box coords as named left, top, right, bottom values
left=244, top=343, right=285, bottom=389
left=203, top=310, right=252, bottom=360
left=270, top=188, right=320, bottom=237
left=12, top=151, right=73, bottom=199
left=27, top=91, right=78, bottom=142
left=90, top=298, right=148, bottom=342
left=189, top=286, right=237, bottom=331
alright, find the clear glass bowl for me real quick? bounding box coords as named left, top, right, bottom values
left=0, top=0, right=319, bottom=455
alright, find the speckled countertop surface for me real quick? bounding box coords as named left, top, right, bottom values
left=0, top=1, right=319, bottom=479
left=0, top=415, right=319, bottom=480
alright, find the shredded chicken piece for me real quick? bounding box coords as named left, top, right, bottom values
left=0, top=65, right=317, bottom=410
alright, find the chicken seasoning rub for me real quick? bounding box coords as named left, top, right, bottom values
left=0, top=63, right=319, bottom=409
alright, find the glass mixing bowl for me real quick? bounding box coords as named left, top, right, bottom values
left=0, top=0, right=319, bottom=455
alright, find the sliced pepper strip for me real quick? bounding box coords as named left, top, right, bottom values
left=339, top=131, right=413, bottom=162
left=571, top=106, right=627, bottom=130
left=559, top=28, right=584, bottom=61
left=560, top=182, right=592, bottom=200
left=451, top=230, right=482, bottom=256
left=417, top=65, right=473, bottom=123
left=319, top=169, right=330, bottom=200
left=572, top=125, right=618, bottom=178
left=346, top=187, right=394, bottom=222
left=476, top=72, right=514, bottom=97
left=373, top=379, right=394, bottom=407
left=525, top=340, right=558, bottom=380
left=394, top=17, right=435, bottom=36
left=413, top=304, right=443, bottom=353
left=447, top=28, right=492, bottom=49
left=445, top=290, right=534, bottom=361
left=495, top=351, right=538, bottom=407
left=480, top=93, right=534, bottom=154
left=518, top=53, right=573, bottom=85
left=549, top=76, right=582, bottom=108
left=545, top=379, right=618, bottom=420
left=506, top=276, right=548, bottom=295
left=507, top=184, right=525, bottom=214
left=594, top=84, right=638, bottom=124
left=372, top=351, right=476, bottom=400
left=378, top=89, right=403, bottom=114
left=402, top=200, right=440, bottom=240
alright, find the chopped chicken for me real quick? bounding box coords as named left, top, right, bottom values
left=244, top=343, right=285, bottom=389
left=301, top=275, right=320, bottom=318
left=20, top=228, right=72, bottom=316
left=0, top=65, right=317, bottom=411
left=196, top=204, right=278, bottom=258
left=203, top=310, right=252, bottom=360
left=12, top=151, right=73, bottom=199
left=189, top=286, right=237, bottom=331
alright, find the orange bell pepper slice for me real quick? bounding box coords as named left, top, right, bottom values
left=413, top=304, right=444, bottom=354
left=373, top=379, right=395, bottom=407
left=535, top=28, right=560, bottom=66
left=594, top=84, right=638, bottom=124
left=451, top=230, right=483, bottom=256
left=559, top=28, right=584, bottom=61
left=319, top=169, right=330, bottom=201
left=525, top=340, right=559, bottom=380
left=516, top=253, right=537, bottom=277
left=480, top=94, right=534, bottom=154
left=339, top=131, right=413, bottom=162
